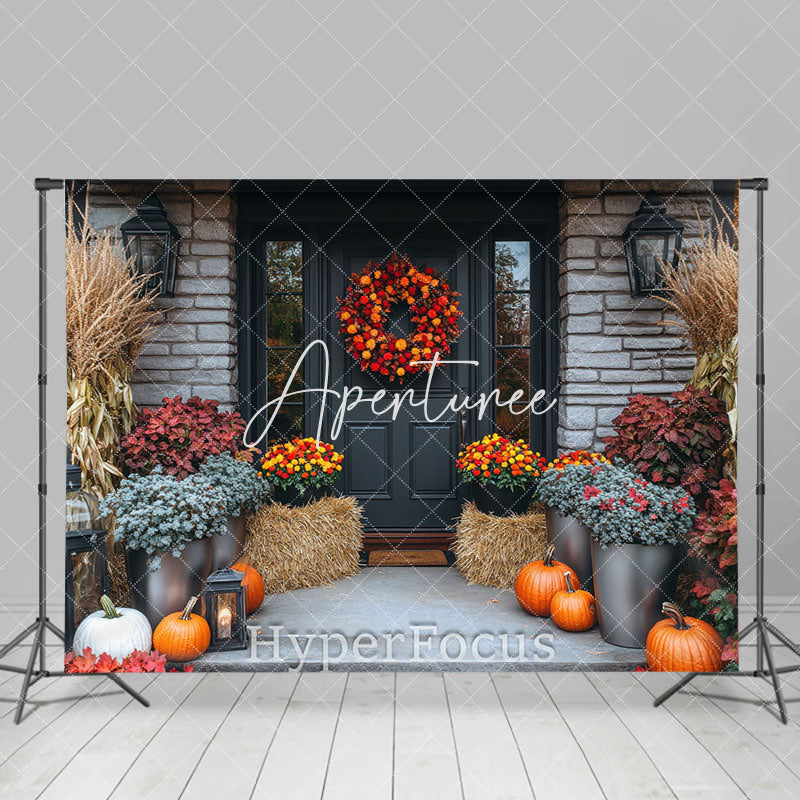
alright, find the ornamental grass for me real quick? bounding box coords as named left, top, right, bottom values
left=453, top=502, right=547, bottom=589
left=66, top=191, right=159, bottom=604
left=243, top=497, right=363, bottom=593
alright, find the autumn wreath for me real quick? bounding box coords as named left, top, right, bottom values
left=336, top=252, right=461, bottom=382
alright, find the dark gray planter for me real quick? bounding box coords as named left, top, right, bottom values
left=472, top=484, right=537, bottom=517
left=127, top=536, right=214, bottom=629
left=590, top=538, right=679, bottom=649
left=544, top=506, right=593, bottom=594
left=210, top=515, right=247, bottom=572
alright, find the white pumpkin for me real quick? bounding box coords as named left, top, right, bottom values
left=72, top=595, right=152, bottom=661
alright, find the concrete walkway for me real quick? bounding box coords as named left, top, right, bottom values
left=195, top=567, right=645, bottom=671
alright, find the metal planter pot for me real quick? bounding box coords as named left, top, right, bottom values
left=544, top=506, right=594, bottom=594
left=210, top=516, right=247, bottom=572
left=128, top=536, right=214, bottom=629
left=590, top=539, right=679, bottom=649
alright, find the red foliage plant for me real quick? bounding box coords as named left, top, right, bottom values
left=64, top=647, right=194, bottom=673
left=120, top=395, right=249, bottom=478
left=689, top=479, right=737, bottom=574
left=602, top=388, right=729, bottom=502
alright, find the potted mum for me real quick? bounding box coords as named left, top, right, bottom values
left=198, top=453, right=271, bottom=570
left=100, top=469, right=227, bottom=628
left=456, top=434, right=547, bottom=516
left=573, top=461, right=696, bottom=648
left=260, top=437, right=344, bottom=506
left=538, top=451, right=610, bottom=592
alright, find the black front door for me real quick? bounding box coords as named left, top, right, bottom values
left=319, top=221, right=489, bottom=535
left=237, top=182, right=560, bottom=544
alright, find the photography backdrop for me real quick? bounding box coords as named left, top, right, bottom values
left=0, top=1, right=798, bottom=648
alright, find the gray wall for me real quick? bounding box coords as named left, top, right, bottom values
left=0, top=1, right=798, bottom=617
left=557, top=179, right=714, bottom=450
left=87, top=180, right=239, bottom=409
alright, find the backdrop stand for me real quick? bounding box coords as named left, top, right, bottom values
left=654, top=178, right=800, bottom=724
left=0, top=179, right=149, bottom=724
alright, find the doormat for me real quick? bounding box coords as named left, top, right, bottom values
left=367, top=550, right=450, bottom=567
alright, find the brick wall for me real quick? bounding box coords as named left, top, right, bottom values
left=557, top=180, right=714, bottom=450
left=87, top=180, right=239, bottom=409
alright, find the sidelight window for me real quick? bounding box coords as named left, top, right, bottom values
left=265, top=240, right=304, bottom=443
left=494, top=240, right=533, bottom=439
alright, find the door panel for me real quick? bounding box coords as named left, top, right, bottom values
left=319, top=227, right=487, bottom=534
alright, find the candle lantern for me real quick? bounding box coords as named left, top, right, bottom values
left=202, top=568, right=247, bottom=651
left=65, top=460, right=109, bottom=651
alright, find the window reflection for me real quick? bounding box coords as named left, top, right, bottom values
left=494, top=240, right=532, bottom=439
left=265, top=240, right=303, bottom=443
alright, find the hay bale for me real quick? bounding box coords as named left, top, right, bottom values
left=243, top=496, right=363, bottom=594
left=453, top=502, right=547, bottom=589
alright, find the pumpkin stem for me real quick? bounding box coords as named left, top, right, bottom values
left=662, top=602, right=691, bottom=631
left=543, top=544, right=556, bottom=567
left=100, top=594, right=122, bottom=619
left=564, top=572, right=576, bottom=593
left=180, top=596, right=199, bottom=621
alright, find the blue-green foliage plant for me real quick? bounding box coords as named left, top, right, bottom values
left=197, top=453, right=270, bottom=517
left=538, top=463, right=596, bottom=517
left=577, top=460, right=695, bottom=547
left=100, top=468, right=227, bottom=570
left=539, top=459, right=696, bottom=547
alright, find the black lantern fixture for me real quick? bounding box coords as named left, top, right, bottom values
left=65, top=459, right=109, bottom=650
left=120, top=193, right=180, bottom=296
left=202, top=568, right=247, bottom=651
left=623, top=191, right=684, bottom=296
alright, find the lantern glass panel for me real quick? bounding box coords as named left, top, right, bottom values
left=211, top=592, right=238, bottom=641
left=66, top=485, right=102, bottom=531
left=70, top=550, right=103, bottom=628
left=632, top=233, right=666, bottom=289
left=127, top=233, right=168, bottom=292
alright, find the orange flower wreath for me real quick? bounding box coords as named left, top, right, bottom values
left=337, top=253, right=462, bottom=383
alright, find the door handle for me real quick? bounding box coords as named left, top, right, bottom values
left=457, top=389, right=468, bottom=446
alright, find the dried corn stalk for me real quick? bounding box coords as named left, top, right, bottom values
left=66, top=190, right=159, bottom=602
left=660, top=212, right=738, bottom=477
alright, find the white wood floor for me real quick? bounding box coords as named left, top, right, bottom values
left=0, top=642, right=798, bottom=799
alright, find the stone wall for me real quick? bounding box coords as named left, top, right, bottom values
left=86, top=180, right=238, bottom=409
left=557, top=180, right=715, bottom=450
left=87, top=179, right=719, bottom=443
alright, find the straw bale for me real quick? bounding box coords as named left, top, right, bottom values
left=453, top=502, right=547, bottom=589
left=244, top=497, right=363, bottom=593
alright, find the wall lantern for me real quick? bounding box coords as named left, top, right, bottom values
left=65, top=460, right=109, bottom=651
left=623, top=191, right=684, bottom=296
left=202, top=568, right=247, bottom=651
left=120, top=194, right=180, bottom=297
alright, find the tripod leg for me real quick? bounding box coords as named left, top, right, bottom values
left=763, top=620, right=800, bottom=659
left=14, top=620, right=45, bottom=725
left=653, top=672, right=697, bottom=708
left=106, top=673, right=150, bottom=707
left=737, top=618, right=758, bottom=642
left=0, top=620, right=39, bottom=661
left=758, top=619, right=788, bottom=725
left=45, top=620, right=65, bottom=641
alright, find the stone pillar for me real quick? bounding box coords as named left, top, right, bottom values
left=557, top=180, right=715, bottom=450
left=87, top=180, right=238, bottom=410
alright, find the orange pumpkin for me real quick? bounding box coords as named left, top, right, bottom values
left=550, top=572, right=596, bottom=632
left=646, top=602, right=723, bottom=672
left=232, top=561, right=266, bottom=615
left=515, top=545, right=579, bottom=617
left=152, top=596, right=210, bottom=663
